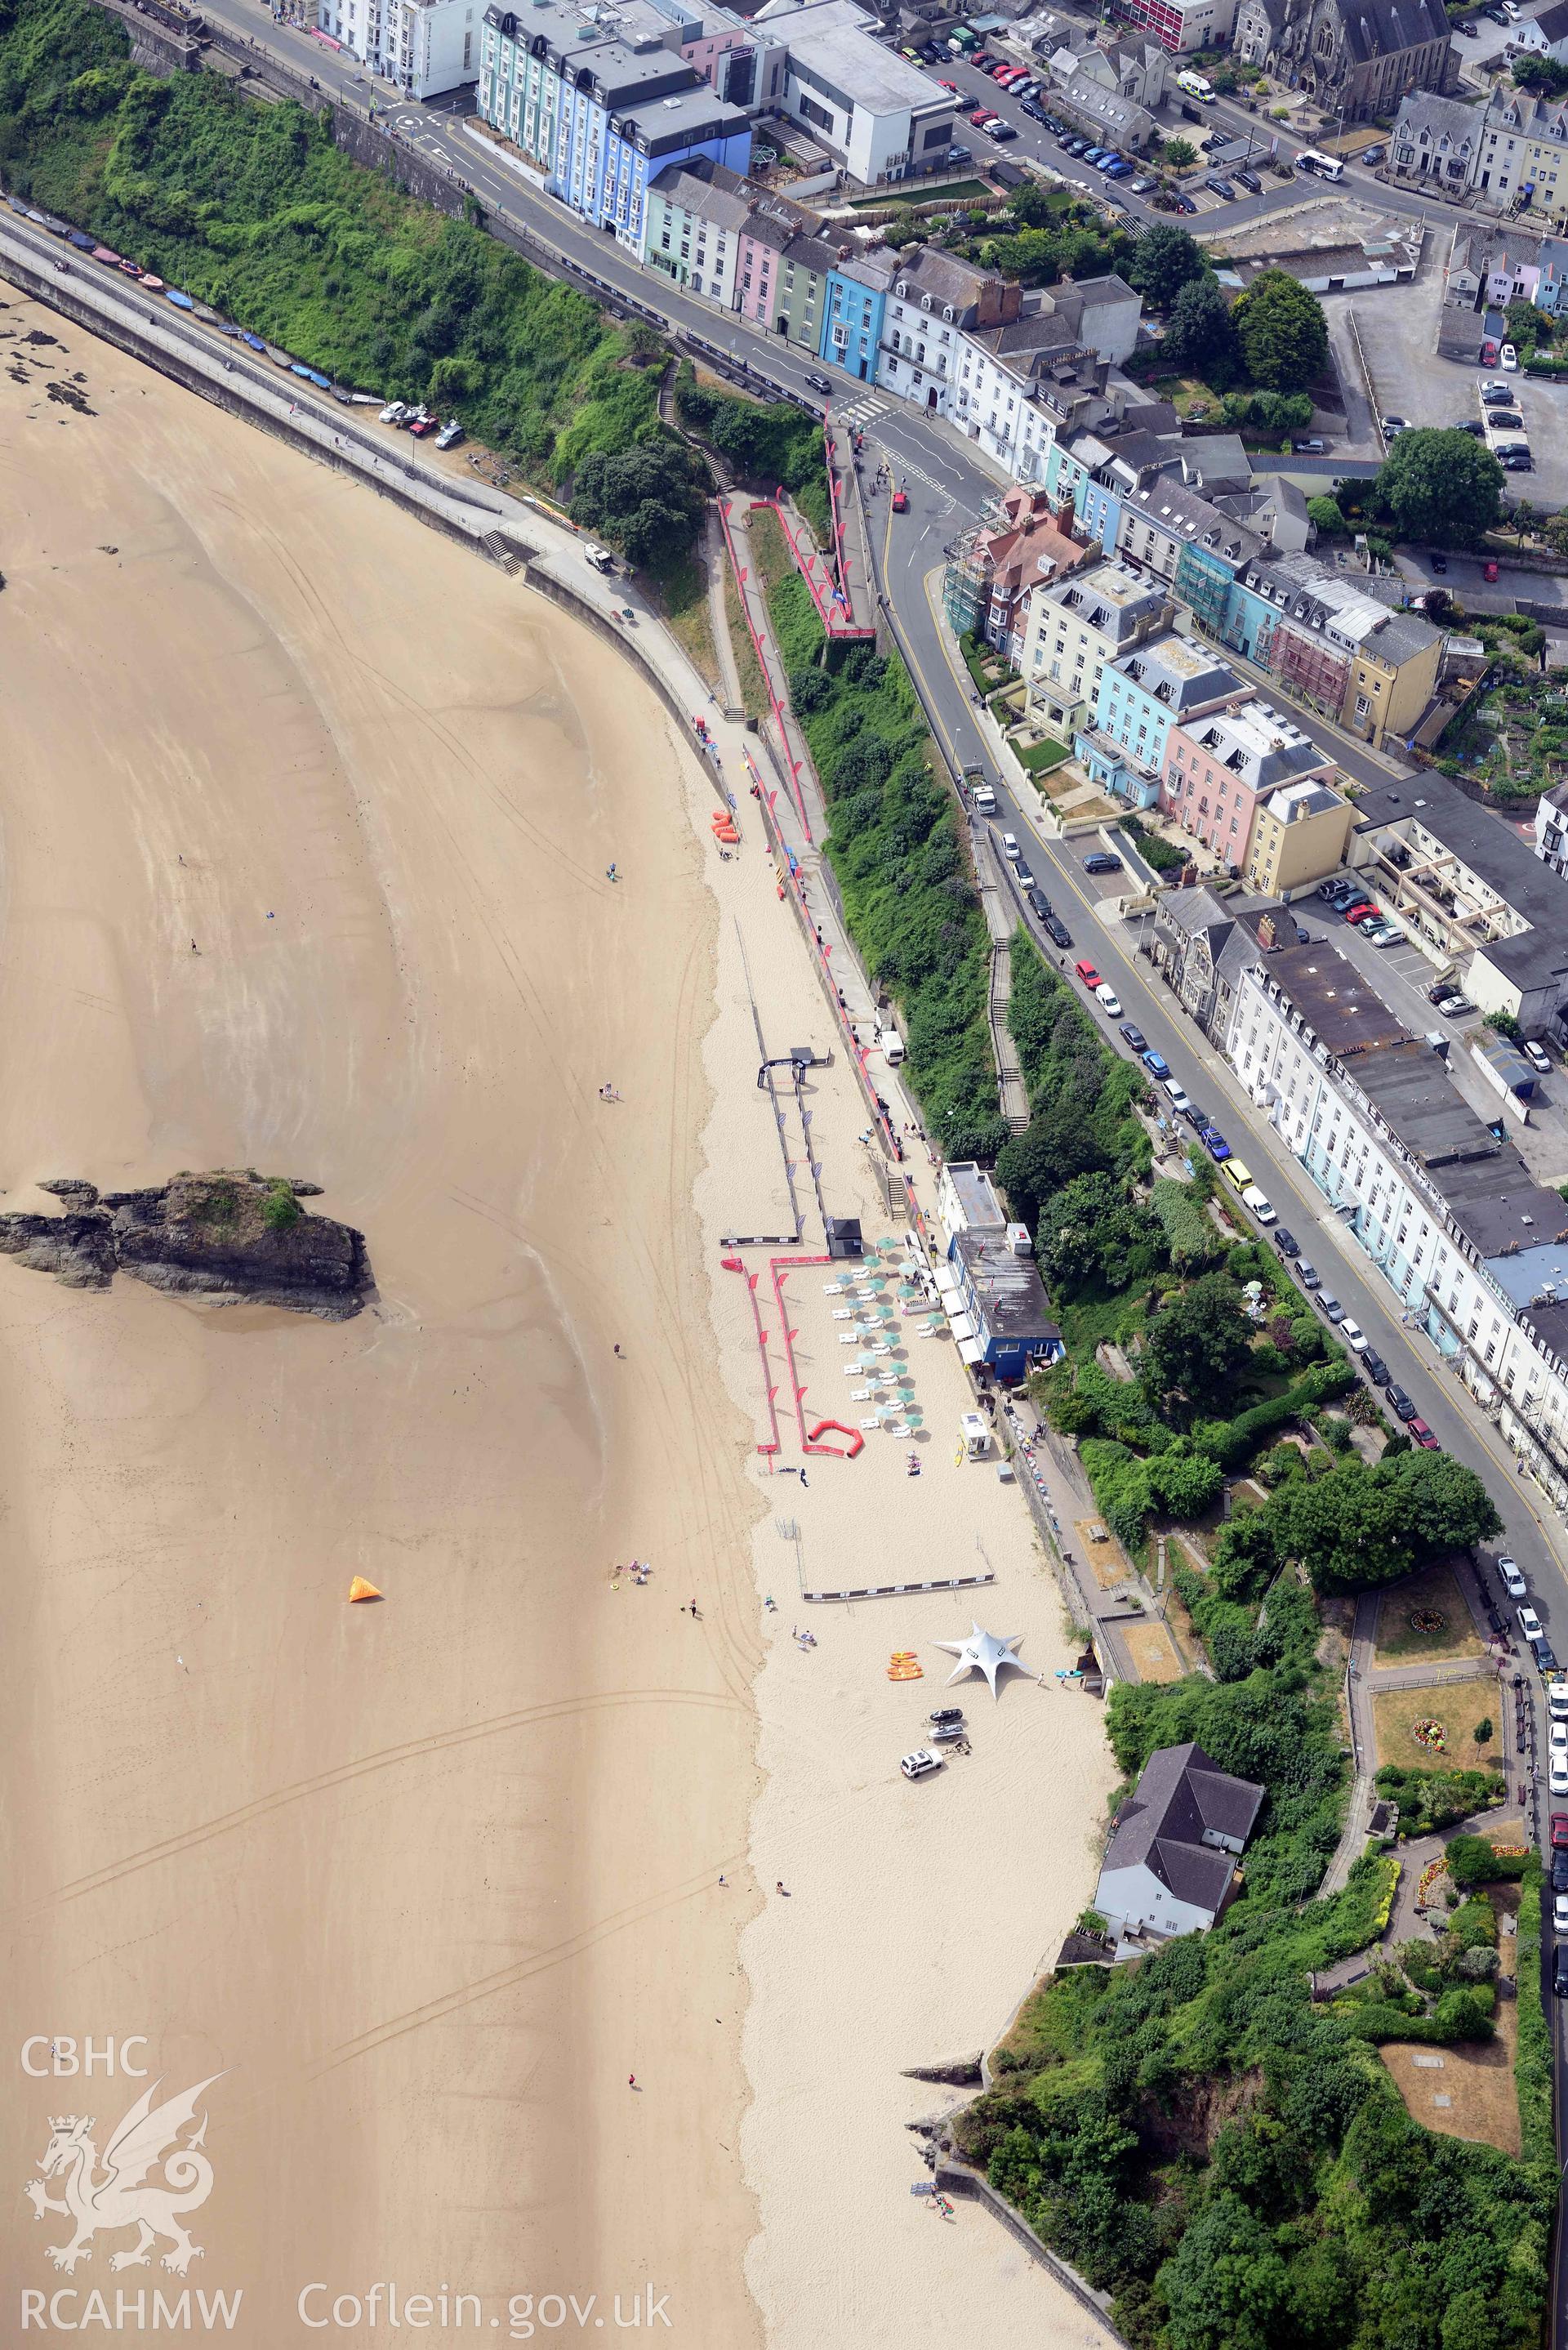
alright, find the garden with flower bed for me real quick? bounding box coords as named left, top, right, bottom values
left=1371, top=1561, right=1487, bottom=1666
left=1371, top=1686, right=1501, bottom=1776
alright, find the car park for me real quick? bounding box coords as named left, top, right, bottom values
left=1202, top=1128, right=1232, bottom=1162
left=1095, top=983, right=1124, bottom=1015
left=1142, top=1049, right=1171, bottom=1079
left=1499, top=1557, right=1528, bottom=1598
left=1084, top=850, right=1123, bottom=874
left=1120, top=1022, right=1149, bottom=1053
left=1318, top=1294, right=1345, bottom=1323
left=1521, top=1604, right=1545, bottom=1643
left=1296, top=1261, right=1321, bottom=1290
left=1363, top=1349, right=1390, bottom=1385
left=899, top=1748, right=944, bottom=1781
left=1525, top=1038, right=1552, bottom=1074
left=1273, top=1229, right=1299, bottom=1256
left=1340, top=1318, right=1369, bottom=1350
left=1409, top=1417, right=1440, bottom=1448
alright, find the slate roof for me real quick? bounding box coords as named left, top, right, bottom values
left=1339, top=0, right=1449, bottom=62
left=1101, top=1741, right=1263, bottom=1916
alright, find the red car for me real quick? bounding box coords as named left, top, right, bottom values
left=969, top=105, right=994, bottom=123
left=1343, top=901, right=1379, bottom=923
left=1481, top=340, right=1499, bottom=368
left=938, top=77, right=957, bottom=89
left=1075, top=960, right=1102, bottom=989
left=1408, top=1417, right=1440, bottom=1448
left=1553, top=1813, right=1568, bottom=1849
left=891, top=488, right=909, bottom=511
left=1483, top=559, right=1500, bottom=582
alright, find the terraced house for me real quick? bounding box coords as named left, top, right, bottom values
left=1392, top=87, right=1568, bottom=225
left=478, top=0, right=751, bottom=247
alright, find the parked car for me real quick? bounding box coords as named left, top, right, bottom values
left=1381, top=415, right=1410, bottom=436
left=1095, top=983, right=1124, bottom=1016
left=1521, top=1604, right=1545, bottom=1643
left=434, top=418, right=466, bottom=450
left=1001, top=833, right=1021, bottom=860
left=1502, top=448, right=1534, bottom=469
left=1480, top=381, right=1513, bottom=403
left=1437, top=995, right=1477, bottom=1018
left=1027, top=886, right=1050, bottom=921
left=1499, top=1555, right=1528, bottom=1598
left=1234, top=168, right=1263, bottom=193
left=1363, top=1349, right=1390, bottom=1385
left=984, top=118, right=1018, bottom=139
left=1293, top=436, right=1328, bottom=454
left=1550, top=1752, right=1568, bottom=1798
left=1317, top=1294, right=1345, bottom=1323
left=1502, top=341, right=1520, bottom=369
left=1205, top=177, right=1237, bottom=198
left=1015, top=863, right=1036, bottom=890
left=1550, top=1718, right=1568, bottom=1755
left=1084, top=849, right=1123, bottom=874
left=899, top=1748, right=944, bottom=1780
left=1343, top=901, right=1379, bottom=923
left=1171, top=193, right=1199, bottom=213
left=1273, top=1228, right=1300, bottom=1256
left=1550, top=1679, right=1568, bottom=1719
left=1129, top=176, right=1156, bottom=194
left=1075, top=959, right=1101, bottom=990
left=1555, top=1890, right=1568, bottom=1933
left=1385, top=1384, right=1416, bottom=1420
left=1361, top=141, right=1387, bottom=163
left=1540, top=1637, right=1561, bottom=1673
left=1430, top=551, right=1448, bottom=573
left=1182, top=1100, right=1209, bottom=1126
left=1454, top=419, right=1486, bottom=435
left=1022, top=98, right=1046, bottom=119
left=1296, top=1260, right=1321, bottom=1291
left=1340, top=1318, right=1369, bottom=1351
left=1119, top=1022, right=1149, bottom=1053
left=1044, top=915, right=1073, bottom=949
left=1142, top=1049, right=1171, bottom=1079
left=1525, top=1038, right=1552, bottom=1074
left=1202, top=1128, right=1232, bottom=1162
left=1409, top=1417, right=1441, bottom=1448
left=1242, top=1186, right=1277, bottom=1225
left=1553, top=1944, right=1568, bottom=1996
left=1552, top=1813, right=1568, bottom=1849
left=1165, top=1085, right=1192, bottom=1115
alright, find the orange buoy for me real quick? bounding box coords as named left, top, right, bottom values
left=348, top=1576, right=383, bottom=1603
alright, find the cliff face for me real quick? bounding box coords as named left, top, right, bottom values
left=0, top=1174, right=372, bottom=1319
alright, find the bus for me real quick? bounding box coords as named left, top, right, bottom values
left=1295, top=148, right=1344, bottom=181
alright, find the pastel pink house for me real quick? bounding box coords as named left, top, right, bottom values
left=1160, top=698, right=1334, bottom=867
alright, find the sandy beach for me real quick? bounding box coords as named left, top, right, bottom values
left=0, top=291, right=1114, bottom=2348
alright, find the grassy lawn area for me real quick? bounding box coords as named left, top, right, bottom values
left=1373, top=1562, right=1486, bottom=1667
left=1380, top=1994, right=1521, bottom=2156
left=654, top=549, right=719, bottom=689
left=1013, top=735, right=1071, bottom=773
left=1371, top=1683, right=1500, bottom=1775
left=724, top=568, right=771, bottom=726
left=745, top=502, right=798, bottom=595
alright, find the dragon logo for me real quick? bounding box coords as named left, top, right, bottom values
left=24, top=2075, right=223, bottom=2276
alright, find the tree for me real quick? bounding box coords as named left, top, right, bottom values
left=1473, top=1718, right=1493, bottom=1746
left=1376, top=429, right=1505, bottom=549
left=1505, top=297, right=1553, bottom=352
left=1307, top=494, right=1348, bottom=537
left=1380, top=1448, right=1502, bottom=1556
left=996, top=1101, right=1108, bottom=1224
left=1268, top=1456, right=1413, bottom=1593
left=1514, top=51, right=1568, bottom=92
left=1230, top=269, right=1329, bottom=392
left=1164, top=275, right=1240, bottom=381
left=1142, top=1273, right=1254, bottom=1418
left=1036, top=1171, right=1164, bottom=1293
left=1128, top=224, right=1209, bottom=309
left=568, top=442, right=704, bottom=573
left=1164, top=136, right=1197, bottom=167
left=1156, top=2191, right=1290, bottom=2350
left=1486, top=1006, right=1524, bottom=1043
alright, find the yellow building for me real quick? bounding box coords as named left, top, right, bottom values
left=1340, top=610, right=1442, bottom=751
left=1245, top=777, right=1355, bottom=898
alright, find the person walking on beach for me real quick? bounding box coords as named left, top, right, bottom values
left=775, top=1881, right=790, bottom=1897
left=628, top=2074, right=637, bottom=2089
left=688, top=1599, right=702, bottom=1620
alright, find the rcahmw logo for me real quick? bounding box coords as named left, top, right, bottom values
left=21, top=2051, right=242, bottom=2330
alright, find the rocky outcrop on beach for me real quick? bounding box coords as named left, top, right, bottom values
left=0, top=1172, right=372, bottom=1319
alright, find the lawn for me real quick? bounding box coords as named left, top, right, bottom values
left=655, top=551, right=719, bottom=688
left=1372, top=1562, right=1487, bottom=1667
left=744, top=503, right=799, bottom=595
left=1370, top=1683, right=1501, bottom=1775
left=847, top=178, right=995, bottom=208
left=724, top=569, right=770, bottom=725
left=1381, top=1993, right=1521, bottom=2156
left=1013, top=735, right=1071, bottom=773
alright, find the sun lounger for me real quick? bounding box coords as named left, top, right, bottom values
left=839, top=1334, right=861, bottom=1345
left=822, top=1282, right=845, bottom=1295
left=832, top=1309, right=854, bottom=1321
left=859, top=1417, right=882, bottom=1432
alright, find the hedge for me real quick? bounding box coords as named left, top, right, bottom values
left=1515, top=1859, right=1555, bottom=2173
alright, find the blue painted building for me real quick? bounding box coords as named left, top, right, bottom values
left=951, top=1229, right=1062, bottom=1384
left=479, top=0, right=751, bottom=251
left=822, top=251, right=897, bottom=381
left=1073, top=631, right=1243, bottom=809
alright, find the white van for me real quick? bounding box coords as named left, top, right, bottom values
left=971, top=783, right=997, bottom=814
left=584, top=542, right=617, bottom=574
left=1241, top=1184, right=1277, bottom=1225
left=881, top=1028, right=906, bottom=1066
left=1177, top=68, right=1214, bottom=99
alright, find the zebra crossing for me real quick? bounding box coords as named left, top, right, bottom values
left=829, top=390, right=890, bottom=429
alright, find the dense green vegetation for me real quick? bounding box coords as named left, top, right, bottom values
left=1373, top=1764, right=1507, bottom=1835
left=768, top=575, right=1002, bottom=1156
left=960, top=1608, right=1554, bottom=2350
left=0, top=0, right=701, bottom=530
left=671, top=363, right=829, bottom=539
